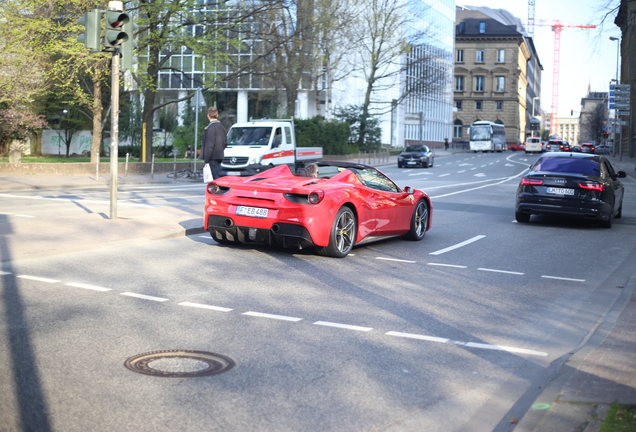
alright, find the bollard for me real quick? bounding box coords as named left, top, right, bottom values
left=96, top=162, right=99, bottom=181
left=173, top=153, right=177, bottom=183
left=151, top=154, right=155, bottom=179
left=125, top=153, right=129, bottom=180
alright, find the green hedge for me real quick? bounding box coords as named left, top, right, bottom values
left=295, top=116, right=356, bottom=155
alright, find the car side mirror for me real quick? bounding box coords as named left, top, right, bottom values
left=617, top=171, right=627, bottom=178
left=404, top=186, right=414, bottom=194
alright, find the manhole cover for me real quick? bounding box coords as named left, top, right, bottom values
left=124, top=350, right=235, bottom=378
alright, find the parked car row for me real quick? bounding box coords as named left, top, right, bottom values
left=511, top=140, right=613, bottom=155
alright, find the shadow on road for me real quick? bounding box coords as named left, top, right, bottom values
left=1, top=214, right=52, bottom=431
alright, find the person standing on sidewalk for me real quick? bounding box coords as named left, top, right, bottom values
left=202, top=107, right=227, bottom=179
left=444, top=138, right=449, bottom=150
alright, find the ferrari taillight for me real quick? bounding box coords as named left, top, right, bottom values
left=207, top=183, right=219, bottom=194
left=521, top=178, right=543, bottom=185
left=579, top=182, right=604, bottom=191
left=308, top=190, right=324, bottom=204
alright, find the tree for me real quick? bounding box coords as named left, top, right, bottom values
left=0, top=0, right=111, bottom=160
left=333, top=105, right=381, bottom=152
left=129, top=0, right=280, bottom=161
left=345, top=0, right=444, bottom=147
left=581, top=103, right=608, bottom=144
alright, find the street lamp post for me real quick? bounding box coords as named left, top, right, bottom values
left=610, top=36, right=619, bottom=157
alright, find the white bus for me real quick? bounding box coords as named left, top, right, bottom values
left=469, top=121, right=506, bottom=152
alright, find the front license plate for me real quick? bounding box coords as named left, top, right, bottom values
left=546, top=187, right=574, bottom=195
left=226, top=171, right=241, bottom=176
left=407, top=161, right=416, bottom=164
left=236, top=206, right=268, bottom=218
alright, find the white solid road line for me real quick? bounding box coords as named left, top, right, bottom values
left=313, top=321, right=373, bottom=331
left=386, top=331, right=548, bottom=357
left=179, top=302, right=233, bottom=312
left=0, top=212, right=35, bottom=218
left=429, top=235, right=486, bottom=255
left=375, top=257, right=417, bottom=263
left=120, top=292, right=170, bottom=302
left=17, top=275, right=59, bottom=283
left=66, top=282, right=112, bottom=292
left=0, top=193, right=159, bottom=208
left=243, top=311, right=303, bottom=321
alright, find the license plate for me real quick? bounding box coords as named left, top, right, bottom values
left=226, top=171, right=241, bottom=176
left=236, top=206, right=268, bottom=218
left=407, top=161, right=416, bottom=164
left=546, top=187, right=574, bottom=195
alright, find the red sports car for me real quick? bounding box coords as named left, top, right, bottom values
left=203, top=161, right=432, bottom=257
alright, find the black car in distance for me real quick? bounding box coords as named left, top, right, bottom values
left=397, top=145, right=434, bottom=168
left=515, top=153, right=626, bottom=228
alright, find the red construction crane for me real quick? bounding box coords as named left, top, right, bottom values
left=529, top=20, right=596, bottom=135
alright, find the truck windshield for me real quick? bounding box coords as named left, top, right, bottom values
left=227, top=127, right=272, bottom=146
left=470, top=125, right=491, bottom=141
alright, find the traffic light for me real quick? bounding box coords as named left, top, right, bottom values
left=570, top=109, right=573, bottom=115
left=77, top=9, right=102, bottom=52
left=103, top=9, right=130, bottom=50
left=120, top=19, right=138, bottom=71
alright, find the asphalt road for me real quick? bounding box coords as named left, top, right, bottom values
left=1, top=151, right=636, bottom=431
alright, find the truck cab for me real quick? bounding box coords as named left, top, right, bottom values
left=221, top=119, right=321, bottom=176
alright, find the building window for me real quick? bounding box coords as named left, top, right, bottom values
left=456, top=49, right=464, bottom=63
left=456, top=100, right=462, bottom=110
left=475, top=101, right=483, bottom=110
left=479, top=22, right=486, bottom=33
left=475, top=76, right=484, bottom=92
left=497, top=49, right=505, bottom=63
left=496, top=101, right=503, bottom=111
left=476, top=50, right=484, bottom=63
left=495, top=77, right=505, bottom=92
left=459, top=22, right=466, bottom=34
left=455, top=76, right=465, bottom=92
left=453, top=120, right=463, bottom=139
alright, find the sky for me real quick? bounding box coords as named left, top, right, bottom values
left=459, top=0, right=621, bottom=117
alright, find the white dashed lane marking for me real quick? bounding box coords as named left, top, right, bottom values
left=314, top=321, right=373, bottom=332
left=243, top=311, right=303, bottom=322
left=478, top=268, right=525, bottom=276
left=179, top=302, right=233, bottom=312
left=17, top=275, right=59, bottom=283
left=66, top=282, right=112, bottom=292
left=120, top=292, right=170, bottom=302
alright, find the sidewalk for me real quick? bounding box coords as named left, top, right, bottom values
left=515, top=152, right=636, bottom=432
left=1, top=151, right=636, bottom=432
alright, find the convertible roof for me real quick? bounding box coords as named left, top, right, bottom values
left=315, top=161, right=375, bottom=170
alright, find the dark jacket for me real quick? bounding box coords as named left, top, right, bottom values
left=202, top=120, right=227, bottom=163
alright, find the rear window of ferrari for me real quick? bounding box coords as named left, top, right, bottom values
left=532, top=157, right=600, bottom=175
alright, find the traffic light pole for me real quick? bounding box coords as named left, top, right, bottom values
left=110, top=48, right=120, bottom=220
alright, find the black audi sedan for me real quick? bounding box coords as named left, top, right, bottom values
left=397, top=145, right=434, bottom=168
left=515, top=153, right=626, bottom=228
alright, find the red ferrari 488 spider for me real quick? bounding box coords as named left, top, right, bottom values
left=203, top=161, right=432, bottom=257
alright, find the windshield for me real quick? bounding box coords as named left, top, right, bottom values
left=532, top=158, right=600, bottom=176
left=405, top=145, right=427, bottom=152
left=227, top=127, right=272, bottom=146
left=470, top=125, right=491, bottom=141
